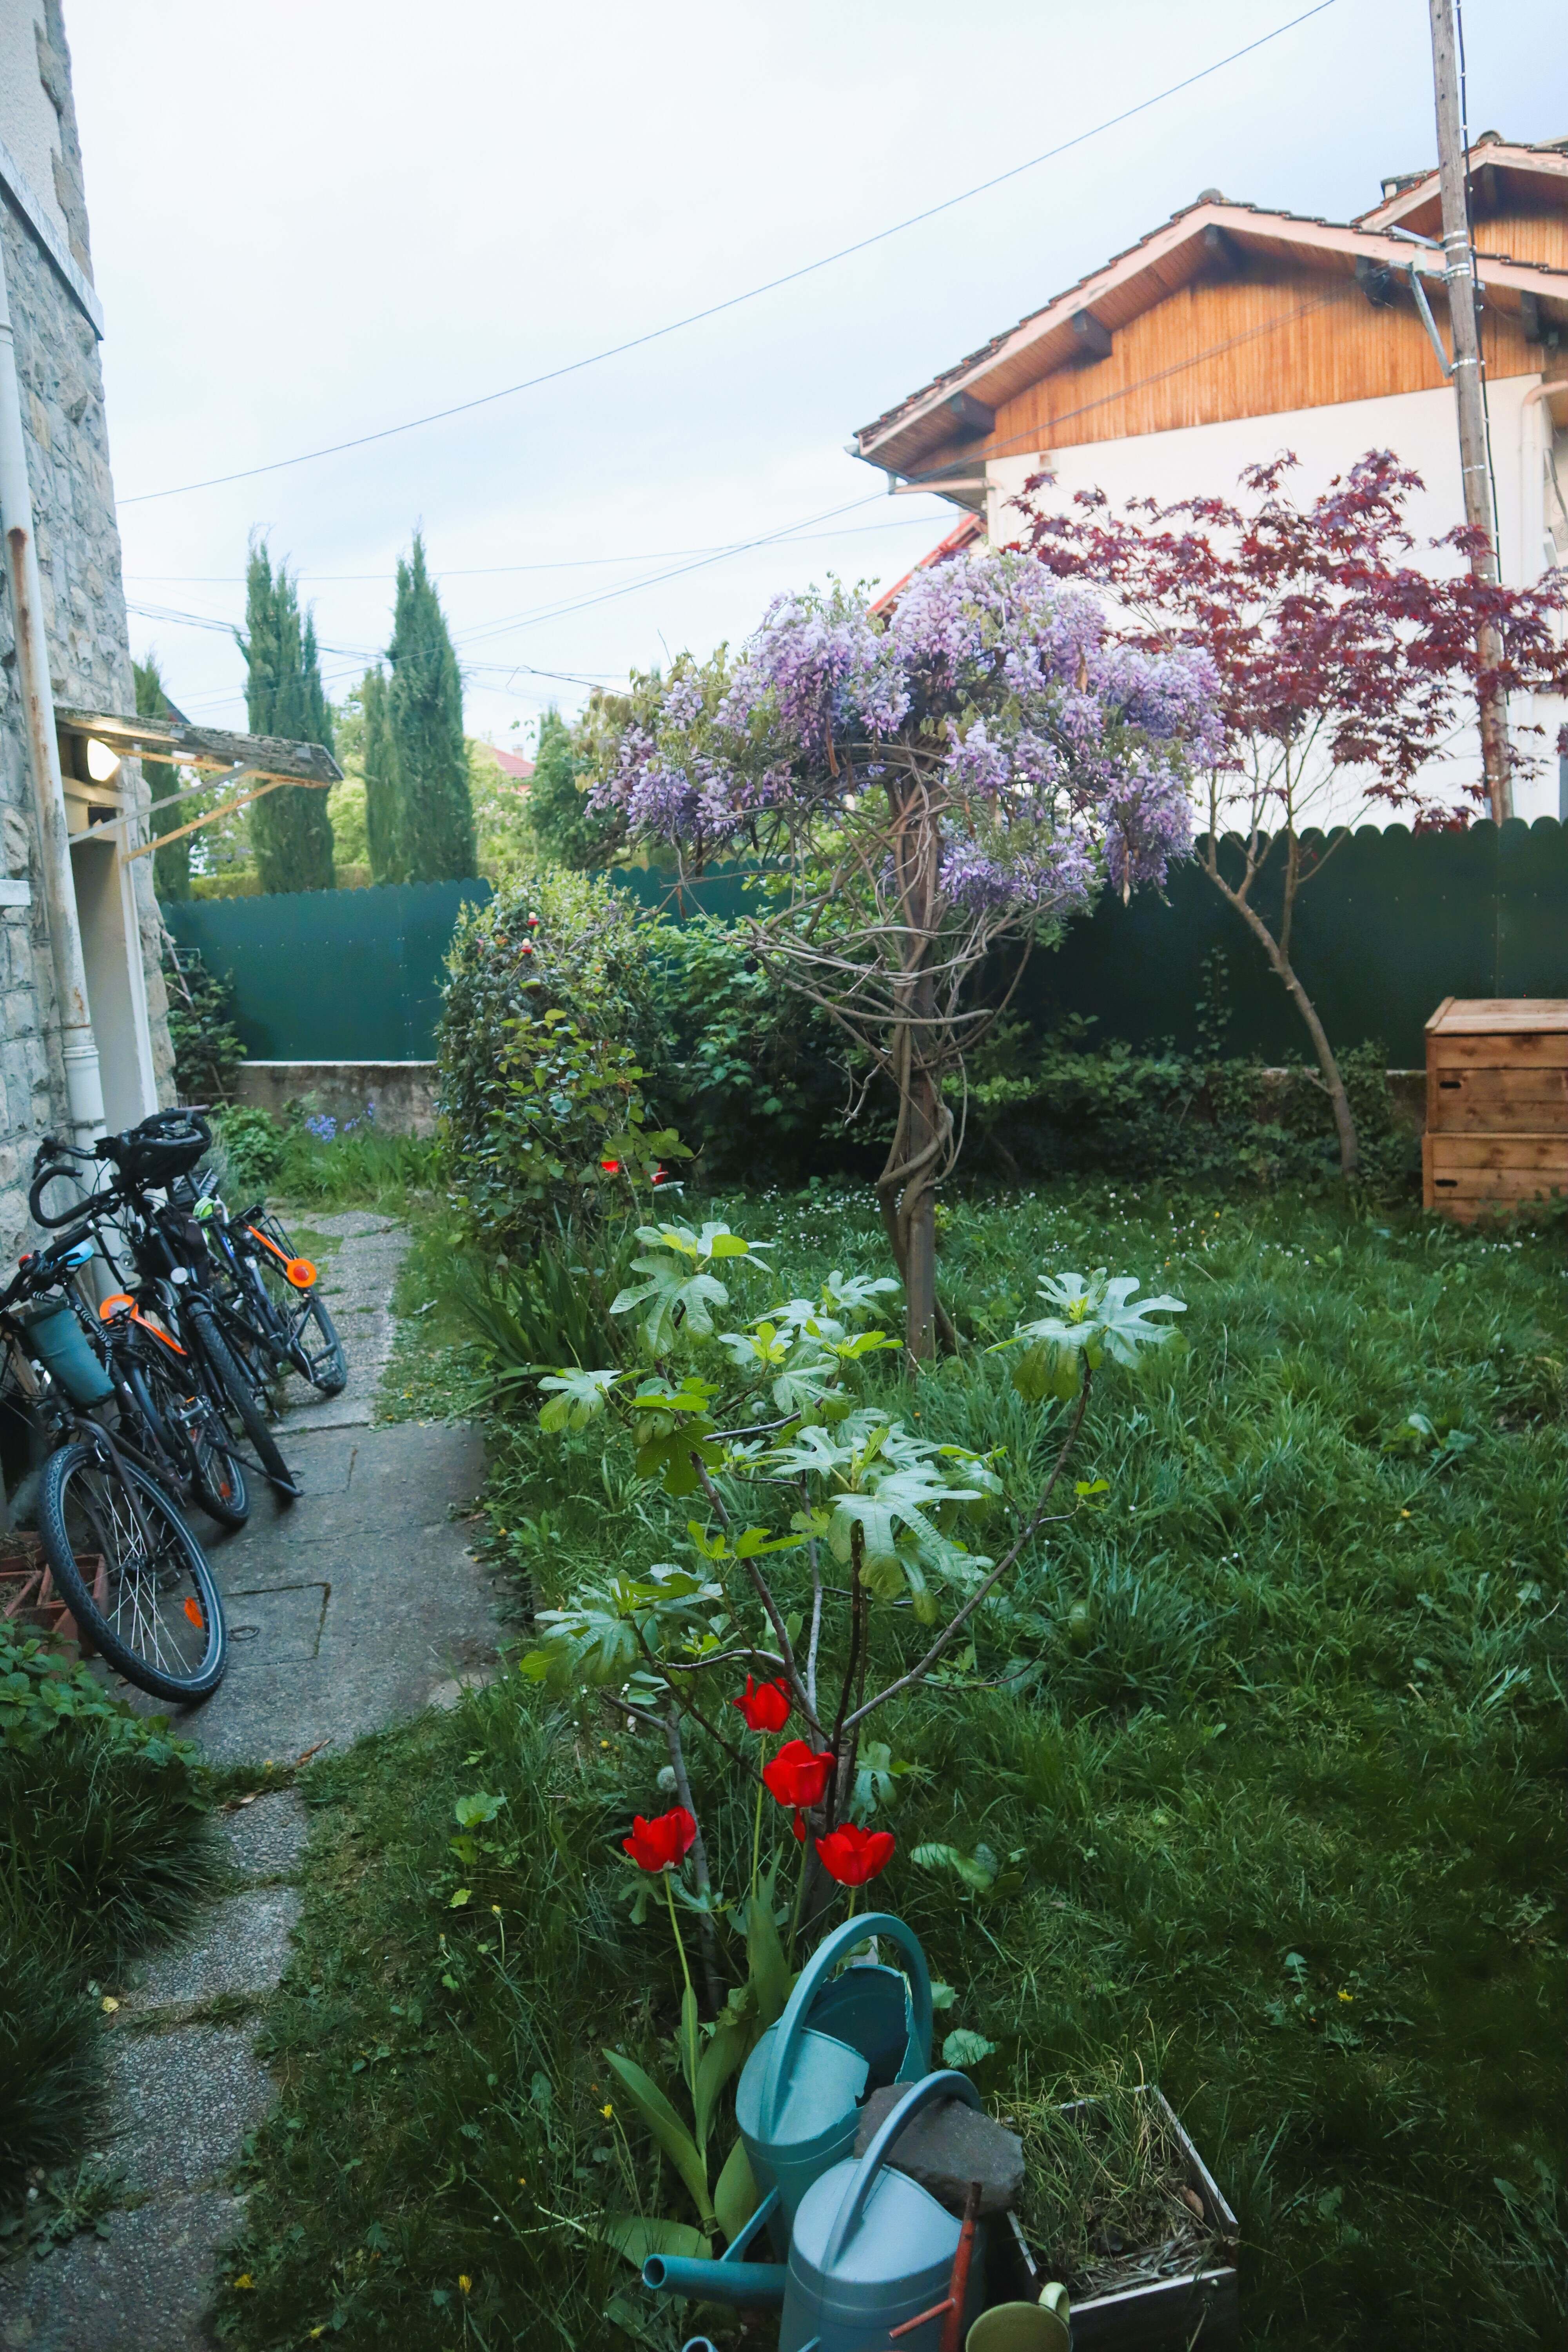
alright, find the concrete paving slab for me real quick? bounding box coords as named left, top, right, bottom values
left=126, top=1891, right=301, bottom=2010
left=220, top=1790, right=309, bottom=1880
left=0, top=2190, right=242, bottom=2352
left=107, top=2027, right=275, bottom=2199
left=271, top=1213, right=408, bottom=1436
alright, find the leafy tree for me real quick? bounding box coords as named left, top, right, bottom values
left=359, top=663, right=401, bottom=883
left=1017, top=451, right=1568, bottom=1176
left=592, top=552, right=1216, bottom=1358
left=387, top=535, right=475, bottom=882
left=132, top=652, right=189, bottom=900
left=525, top=706, right=625, bottom=869
left=160, top=940, right=244, bottom=1101
left=235, top=539, right=336, bottom=894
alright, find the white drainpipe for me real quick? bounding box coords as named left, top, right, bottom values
left=0, top=232, right=106, bottom=1149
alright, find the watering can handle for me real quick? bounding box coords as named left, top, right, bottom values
left=820, top=2069, right=980, bottom=2276
left=758, top=1911, right=933, bottom=2135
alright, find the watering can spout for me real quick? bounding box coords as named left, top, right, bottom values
left=641, top=2252, right=788, bottom=2308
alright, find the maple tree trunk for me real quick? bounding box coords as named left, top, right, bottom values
left=1206, top=868, right=1361, bottom=1180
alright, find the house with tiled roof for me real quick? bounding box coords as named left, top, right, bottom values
left=851, top=138, right=1568, bottom=817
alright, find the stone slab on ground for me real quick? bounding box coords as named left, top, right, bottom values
left=0, top=2192, right=246, bottom=2352
left=125, top=1891, right=302, bottom=2010
left=854, top=2083, right=1025, bottom=2217
left=219, top=1790, right=310, bottom=1880
left=178, top=1419, right=495, bottom=1764
left=271, top=1212, right=408, bottom=1436
left=107, top=2028, right=278, bottom=2200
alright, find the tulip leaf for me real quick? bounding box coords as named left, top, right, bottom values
left=745, top=1869, right=792, bottom=2027
left=693, top=2013, right=748, bottom=2156
left=601, top=2049, right=715, bottom=2230
left=714, top=2139, right=762, bottom=2247
left=599, top=2214, right=710, bottom=2270
left=942, top=2027, right=998, bottom=2069
left=538, top=1366, right=622, bottom=1432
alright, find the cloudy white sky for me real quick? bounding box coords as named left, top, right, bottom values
left=69, top=0, right=1565, bottom=747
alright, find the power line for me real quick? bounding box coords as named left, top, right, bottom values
left=116, top=1, right=1339, bottom=508
left=121, top=510, right=951, bottom=586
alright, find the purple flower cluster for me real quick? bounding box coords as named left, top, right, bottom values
left=597, top=549, right=1218, bottom=899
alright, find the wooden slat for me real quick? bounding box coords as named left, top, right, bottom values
left=1427, top=1068, right=1568, bottom=1132
left=1427, top=1134, right=1567, bottom=1171
left=1429, top=1033, right=1568, bottom=1069
left=976, top=268, right=1548, bottom=463
left=1426, top=998, right=1568, bottom=1033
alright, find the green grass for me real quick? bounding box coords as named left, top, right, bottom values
left=218, top=1180, right=1566, bottom=2351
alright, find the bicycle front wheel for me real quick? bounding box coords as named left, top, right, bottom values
left=125, top=1358, right=250, bottom=1531
left=39, top=1442, right=227, bottom=1701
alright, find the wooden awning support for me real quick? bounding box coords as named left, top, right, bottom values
left=55, top=706, right=340, bottom=862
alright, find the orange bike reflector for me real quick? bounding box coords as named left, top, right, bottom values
left=183, top=1596, right=205, bottom=1629
left=285, top=1258, right=317, bottom=1289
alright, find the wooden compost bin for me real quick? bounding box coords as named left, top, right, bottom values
left=1423, top=998, right=1568, bottom=1222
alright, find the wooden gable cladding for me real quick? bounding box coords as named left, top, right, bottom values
left=1473, top=212, right=1568, bottom=270
left=909, top=265, right=1547, bottom=480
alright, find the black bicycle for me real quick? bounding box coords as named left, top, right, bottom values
left=182, top=1180, right=347, bottom=1401
left=29, top=1116, right=299, bottom=1499
left=0, top=1232, right=226, bottom=1703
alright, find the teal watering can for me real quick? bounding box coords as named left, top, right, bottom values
left=735, top=1912, right=933, bottom=2232
left=641, top=2186, right=787, bottom=2313
left=780, top=2070, right=989, bottom=2352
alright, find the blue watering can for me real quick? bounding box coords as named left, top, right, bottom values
left=780, top=2070, right=989, bottom=2352
left=641, top=2185, right=788, bottom=2312
left=734, top=1912, right=933, bottom=2233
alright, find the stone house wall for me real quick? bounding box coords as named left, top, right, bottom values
left=0, top=0, right=174, bottom=1261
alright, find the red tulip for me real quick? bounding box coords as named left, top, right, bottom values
left=815, top=1822, right=895, bottom=1888
left=731, top=1675, right=791, bottom=1735
left=600, top=1158, right=621, bottom=1175
left=763, top=1739, right=834, bottom=1811
left=622, top=1807, right=697, bottom=1872
left=790, top=1809, right=807, bottom=1843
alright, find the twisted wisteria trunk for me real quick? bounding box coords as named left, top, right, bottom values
left=875, top=780, right=956, bottom=1363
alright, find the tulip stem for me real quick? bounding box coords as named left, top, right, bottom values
left=750, top=1738, right=768, bottom=1911
left=788, top=1821, right=811, bottom=1966
left=664, top=1867, right=699, bottom=2097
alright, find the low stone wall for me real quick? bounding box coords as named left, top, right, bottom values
left=233, top=1061, right=439, bottom=1137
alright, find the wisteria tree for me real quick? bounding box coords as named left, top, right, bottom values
left=1015, top=451, right=1568, bottom=1178
left=590, top=550, right=1218, bottom=1357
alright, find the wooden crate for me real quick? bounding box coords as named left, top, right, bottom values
left=1423, top=998, right=1568, bottom=1222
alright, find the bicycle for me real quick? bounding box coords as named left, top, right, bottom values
left=182, top=1179, right=347, bottom=1401
left=0, top=1230, right=227, bottom=1703
left=29, top=1116, right=299, bottom=1500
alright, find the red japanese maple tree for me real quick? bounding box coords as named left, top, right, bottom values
left=1013, top=450, right=1568, bottom=1176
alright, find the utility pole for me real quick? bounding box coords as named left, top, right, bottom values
left=1427, top=0, right=1512, bottom=822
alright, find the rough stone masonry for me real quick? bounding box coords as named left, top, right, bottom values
left=0, top=0, right=174, bottom=1263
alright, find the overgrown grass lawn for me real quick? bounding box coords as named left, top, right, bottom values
left=222, top=1183, right=1565, bottom=2350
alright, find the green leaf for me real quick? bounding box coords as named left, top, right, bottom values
left=911, top=1841, right=998, bottom=1894
left=454, top=1791, right=505, bottom=1828
left=601, top=2049, right=715, bottom=2230
left=693, top=2013, right=748, bottom=2156
left=680, top=1980, right=700, bottom=2099
left=713, top=2138, right=761, bottom=2246
left=942, top=2027, right=997, bottom=2069
left=930, top=1980, right=957, bottom=2013
left=746, top=1872, right=791, bottom=2027
left=599, top=2214, right=710, bottom=2269
left=538, top=1366, right=621, bottom=1432
left=448, top=1887, right=472, bottom=1908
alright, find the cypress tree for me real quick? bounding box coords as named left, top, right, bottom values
left=132, top=651, right=189, bottom=900
left=360, top=663, right=401, bottom=884
left=524, top=706, right=625, bottom=869
left=236, top=538, right=336, bottom=894
left=387, top=534, right=475, bottom=882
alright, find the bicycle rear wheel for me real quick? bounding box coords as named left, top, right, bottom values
left=185, top=1299, right=298, bottom=1499
left=38, top=1441, right=226, bottom=1702
left=125, top=1358, right=250, bottom=1530
left=248, top=1249, right=347, bottom=1397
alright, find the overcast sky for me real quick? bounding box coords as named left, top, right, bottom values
left=69, top=0, right=1565, bottom=746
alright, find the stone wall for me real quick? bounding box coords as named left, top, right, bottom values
left=0, top=4, right=174, bottom=1261
left=232, top=1062, right=440, bottom=1138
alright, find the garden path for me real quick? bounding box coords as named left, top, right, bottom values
left=0, top=1216, right=501, bottom=2352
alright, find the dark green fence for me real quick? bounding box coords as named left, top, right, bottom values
left=163, top=880, right=492, bottom=1060
left=163, top=822, right=1565, bottom=1068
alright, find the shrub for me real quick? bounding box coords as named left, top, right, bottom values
left=0, top=1633, right=221, bottom=2202
left=162, top=942, right=247, bottom=1105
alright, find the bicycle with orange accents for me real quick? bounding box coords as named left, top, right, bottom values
left=192, top=1194, right=348, bottom=1401
left=0, top=1229, right=226, bottom=1703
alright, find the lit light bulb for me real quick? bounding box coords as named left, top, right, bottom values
left=85, top=738, right=121, bottom=784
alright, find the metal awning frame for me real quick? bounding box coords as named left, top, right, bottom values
left=55, top=706, right=340, bottom=865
